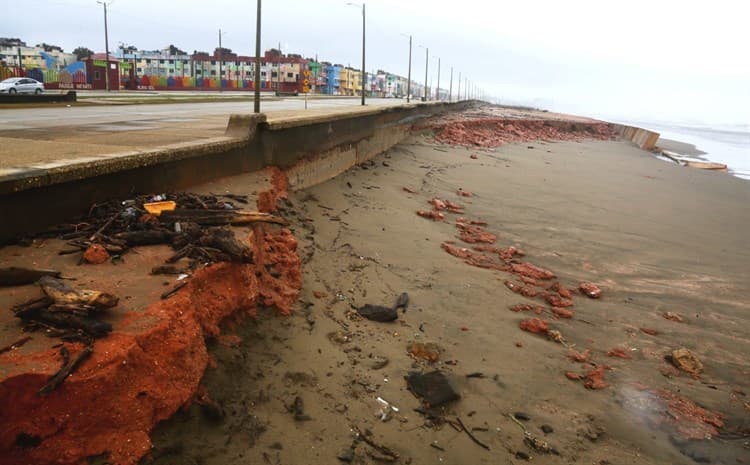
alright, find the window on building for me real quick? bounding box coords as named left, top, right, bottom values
left=261, top=71, right=266, bottom=77
left=145, top=59, right=151, bottom=64
left=196, top=70, right=202, bottom=75
left=94, top=70, right=100, bottom=80
left=158, top=59, right=164, bottom=64
left=286, top=72, right=293, bottom=78
left=271, top=71, right=278, bottom=78
left=168, top=59, right=174, bottom=64
left=169, top=69, right=174, bottom=73
left=210, top=60, right=216, bottom=65
left=210, top=70, right=216, bottom=76
left=136, top=68, right=142, bottom=73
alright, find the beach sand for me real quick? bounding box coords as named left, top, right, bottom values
left=145, top=124, right=750, bottom=464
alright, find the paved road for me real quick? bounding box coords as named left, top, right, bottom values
left=0, top=97, right=407, bottom=130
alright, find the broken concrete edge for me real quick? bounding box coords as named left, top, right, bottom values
left=0, top=136, right=245, bottom=196
left=224, top=113, right=267, bottom=139
left=611, top=123, right=660, bottom=150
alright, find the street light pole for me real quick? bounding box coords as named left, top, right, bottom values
left=448, top=66, right=453, bottom=102
left=347, top=2, right=366, bottom=105
left=97, top=0, right=112, bottom=92
left=457, top=71, right=461, bottom=101
left=436, top=56, right=440, bottom=101
left=423, top=47, right=428, bottom=101
left=406, top=35, right=412, bottom=103
left=254, top=0, right=261, bottom=113
left=361, top=3, right=365, bottom=105
left=217, top=29, right=228, bottom=92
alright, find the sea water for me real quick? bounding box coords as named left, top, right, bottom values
left=623, top=120, right=750, bottom=180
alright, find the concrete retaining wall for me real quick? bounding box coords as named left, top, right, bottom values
left=0, top=101, right=472, bottom=243
left=612, top=123, right=660, bottom=150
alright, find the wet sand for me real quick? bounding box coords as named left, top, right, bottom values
left=146, top=126, right=750, bottom=463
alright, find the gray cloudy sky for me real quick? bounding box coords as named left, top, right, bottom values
left=3, top=0, right=749, bottom=125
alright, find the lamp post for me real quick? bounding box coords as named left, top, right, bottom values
left=97, top=0, right=112, bottom=92
left=254, top=0, right=261, bottom=113
left=218, top=29, right=227, bottom=92
left=448, top=66, right=453, bottom=102
left=400, top=33, right=412, bottom=103
left=457, top=71, right=461, bottom=101
left=435, top=56, right=440, bottom=101
left=346, top=2, right=366, bottom=105
left=418, top=45, right=428, bottom=101
left=276, top=41, right=281, bottom=95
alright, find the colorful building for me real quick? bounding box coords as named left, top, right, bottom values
left=1, top=37, right=426, bottom=97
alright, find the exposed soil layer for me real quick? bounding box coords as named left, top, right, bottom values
left=0, top=173, right=301, bottom=465
left=424, top=118, right=616, bottom=148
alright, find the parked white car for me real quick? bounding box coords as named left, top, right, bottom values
left=0, top=77, right=45, bottom=94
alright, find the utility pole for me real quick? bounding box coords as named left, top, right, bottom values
left=436, top=57, right=440, bottom=101
left=218, top=29, right=223, bottom=92
left=254, top=0, right=261, bottom=113
left=347, top=2, right=366, bottom=105
left=361, top=3, right=365, bottom=105
left=406, top=35, right=412, bottom=103
left=97, top=1, right=112, bottom=92
left=276, top=41, right=281, bottom=95
left=448, top=66, right=453, bottom=102
left=457, top=71, right=461, bottom=101
left=423, top=47, right=428, bottom=101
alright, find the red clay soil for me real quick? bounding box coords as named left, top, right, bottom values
left=579, top=282, right=602, bottom=299
left=82, top=244, right=110, bottom=264
left=428, top=118, right=616, bottom=148
left=256, top=167, right=289, bottom=213
left=551, top=307, right=575, bottom=319
left=0, top=176, right=301, bottom=465
left=607, top=348, right=633, bottom=359
left=567, top=349, right=592, bottom=363
left=456, top=221, right=497, bottom=244
left=584, top=366, right=610, bottom=390
left=653, top=388, right=725, bottom=439
left=519, top=318, right=549, bottom=335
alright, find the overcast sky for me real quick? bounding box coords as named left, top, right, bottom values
left=3, top=0, right=749, bottom=126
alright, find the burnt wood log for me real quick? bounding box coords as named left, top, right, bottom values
left=113, top=230, right=174, bottom=246
left=12, top=296, right=54, bottom=314
left=160, top=209, right=287, bottom=226
left=198, top=228, right=253, bottom=263
left=38, top=276, right=119, bottom=309
left=15, top=307, right=112, bottom=338
left=0, top=267, right=61, bottom=287
left=38, top=346, right=93, bottom=395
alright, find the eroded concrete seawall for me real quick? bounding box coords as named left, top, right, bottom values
left=611, top=123, right=660, bottom=150
left=0, top=101, right=472, bottom=243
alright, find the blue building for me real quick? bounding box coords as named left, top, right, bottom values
left=325, top=64, right=342, bottom=95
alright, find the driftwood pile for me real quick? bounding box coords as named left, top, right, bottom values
left=4, top=192, right=286, bottom=394
left=25, top=192, right=286, bottom=266
left=12, top=276, right=117, bottom=344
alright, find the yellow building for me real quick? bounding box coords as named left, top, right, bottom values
left=351, top=69, right=361, bottom=95
left=339, top=67, right=362, bottom=96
